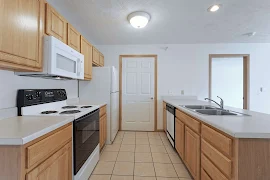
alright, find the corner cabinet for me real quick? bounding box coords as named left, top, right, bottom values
left=45, top=3, right=67, bottom=43
left=0, top=0, right=45, bottom=71
left=81, top=36, right=93, bottom=80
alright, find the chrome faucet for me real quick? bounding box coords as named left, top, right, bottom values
left=205, top=96, right=224, bottom=109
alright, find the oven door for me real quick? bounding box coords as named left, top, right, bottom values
left=73, top=109, right=99, bottom=175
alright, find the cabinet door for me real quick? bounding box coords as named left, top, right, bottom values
left=68, top=24, right=80, bottom=52
left=103, top=114, right=107, bottom=145
left=175, top=118, right=185, bottom=159
left=45, top=3, right=67, bottom=43
left=92, top=47, right=100, bottom=65
left=26, top=141, right=72, bottom=180
left=185, top=126, right=200, bottom=180
left=163, top=109, right=167, bottom=132
left=99, top=116, right=103, bottom=148
left=99, top=53, right=104, bottom=66
left=0, top=0, right=44, bottom=71
left=81, top=36, right=92, bottom=80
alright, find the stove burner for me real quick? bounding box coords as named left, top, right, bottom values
left=81, top=106, right=92, bottom=108
left=41, top=111, right=58, bottom=114
left=60, top=110, right=81, bottom=114
left=62, top=106, right=77, bottom=109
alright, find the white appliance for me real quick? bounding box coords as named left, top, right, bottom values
left=16, top=35, right=84, bottom=80
left=79, top=66, right=119, bottom=144
left=17, top=89, right=100, bottom=180
left=166, top=104, right=175, bottom=147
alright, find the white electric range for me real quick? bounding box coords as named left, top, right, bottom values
left=17, top=89, right=100, bottom=180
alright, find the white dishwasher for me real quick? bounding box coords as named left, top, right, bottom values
left=166, top=104, right=175, bottom=147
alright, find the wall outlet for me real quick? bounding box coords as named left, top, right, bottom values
left=181, top=90, right=185, bottom=95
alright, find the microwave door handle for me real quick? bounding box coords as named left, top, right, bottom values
left=77, top=59, right=81, bottom=76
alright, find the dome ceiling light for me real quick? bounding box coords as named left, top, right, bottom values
left=207, top=4, right=221, bottom=12
left=127, top=11, right=151, bottom=29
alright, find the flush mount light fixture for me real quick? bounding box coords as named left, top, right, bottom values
left=127, top=11, right=151, bottom=29
left=207, top=4, right=221, bottom=12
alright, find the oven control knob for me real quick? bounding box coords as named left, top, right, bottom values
left=26, top=94, right=33, bottom=100
left=35, top=91, right=41, bottom=98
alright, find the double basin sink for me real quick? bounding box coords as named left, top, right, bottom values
left=181, top=105, right=249, bottom=116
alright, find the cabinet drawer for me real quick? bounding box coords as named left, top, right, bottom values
left=176, top=109, right=200, bottom=133
left=201, top=139, right=232, bottom=178
left=201, top=168, right=212, bottom=180
left=26, top=125, right=72, bottom=168
left=201, top=124, right=232, bottom=157
left=201, top=154, right=228, bottom=180
left=100, top=105, right=106, bottom=117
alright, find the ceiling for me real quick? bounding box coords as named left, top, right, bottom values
left=48, top=0, right=270, bottom=45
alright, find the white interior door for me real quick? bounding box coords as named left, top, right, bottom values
left=211, top=57, right=244, bottom=109
left=122, top=57, right=155, bottom=131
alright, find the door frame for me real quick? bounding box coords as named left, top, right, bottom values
left=119, top=55, right=158, bottom=131
left=209, top=54, right=250, bottom=110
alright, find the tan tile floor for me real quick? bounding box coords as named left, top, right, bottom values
left=90, top=131, right=193, bottom=180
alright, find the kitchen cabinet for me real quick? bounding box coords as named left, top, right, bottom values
left=68, top=24, right=81, bottom=52
left=99, top=53, right=104, bottom=66
left=26, top=141, right=72, bottom=180
left=93, top=47, right=100, bottom=66
left=175, top=117, right=184, bottom=159
left=0, top=123, right=72, bottom=179
left=45, top=3, right=67, bottom=43
left=81, top=36, right=93, bottom=80
left=99, top=105, right=107, bottom=149
left=185, top=126, right=200, bottom=180
left=163, top=102, right=167, bottom=132
left=0, top=0, right=44, bottom=71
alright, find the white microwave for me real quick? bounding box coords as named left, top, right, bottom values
left=17, top=35, right=84, bottom=80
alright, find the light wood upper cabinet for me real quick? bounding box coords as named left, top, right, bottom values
left=175, top=117, right=185, bottom=159
left=99, top=53, right=104, bottom=66
left=0, top=0, right=45, bottom=71
left=93, top=47, right=100, bottom=65
left=185, top=126, right=200, bottom=180
left=26, top=141, right=72, bottom=180
left=68, top=24, right=81, bottom=52
left=45, top=3, right=67, bottom=43
left=81, top=36, right=93, bottom=80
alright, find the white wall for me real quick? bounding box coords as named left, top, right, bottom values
left=212, top=57, right=243, bottom=109
left=0, top=70, right=78, bottom=109
left=96, top=43, right=270, bottom=129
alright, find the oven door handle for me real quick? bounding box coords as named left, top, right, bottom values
left=74, top=109, right=99, bottom=122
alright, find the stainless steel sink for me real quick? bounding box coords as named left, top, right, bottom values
left=194, top=109, right=250, bottom=116
left=181, top=105, right=217, bottom=110
left=195, top=109, right=237, bottom=115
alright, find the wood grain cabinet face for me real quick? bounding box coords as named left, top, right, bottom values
left=68, top=24, right=81, bottom=52
left=80, top=36, right=92, bottom=80
left=99, top=105, right=107, bottom=149
left=185, top=126, right=200, bottom=180
left=99, top=53, right=104, bottom=66
left=45, top=3, right=67, bottom=43
left=175, top=118, right=185, bottom=159
left=163, top=109, right=167, bottom=132
left=26, top=142, right=72, bottom=180
left=0, top=0, right=45, bottom=71
left=92, top=47, right=100, bottom=65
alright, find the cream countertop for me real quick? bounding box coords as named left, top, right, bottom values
left=0, top=116, right=74, bottom=145
left=164, top=99, right=270, bottom=139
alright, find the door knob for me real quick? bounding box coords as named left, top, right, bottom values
left=151, top=97, right=154, bottom=100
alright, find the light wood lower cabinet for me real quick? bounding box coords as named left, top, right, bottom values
left=0, top=123, right=72, bottom=179
left=45, top=3, right=67, bottom=43
left=0, top=0, right=44, bottom=71
left=26, top=141, right=72, bottom=180
left=185, top=126, right=200, bottom=180
left=99, top=105, right=107, bottom=149
left=163, top=102, right=167, bottom=132
left=175, top=117, right=184, bottom=159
